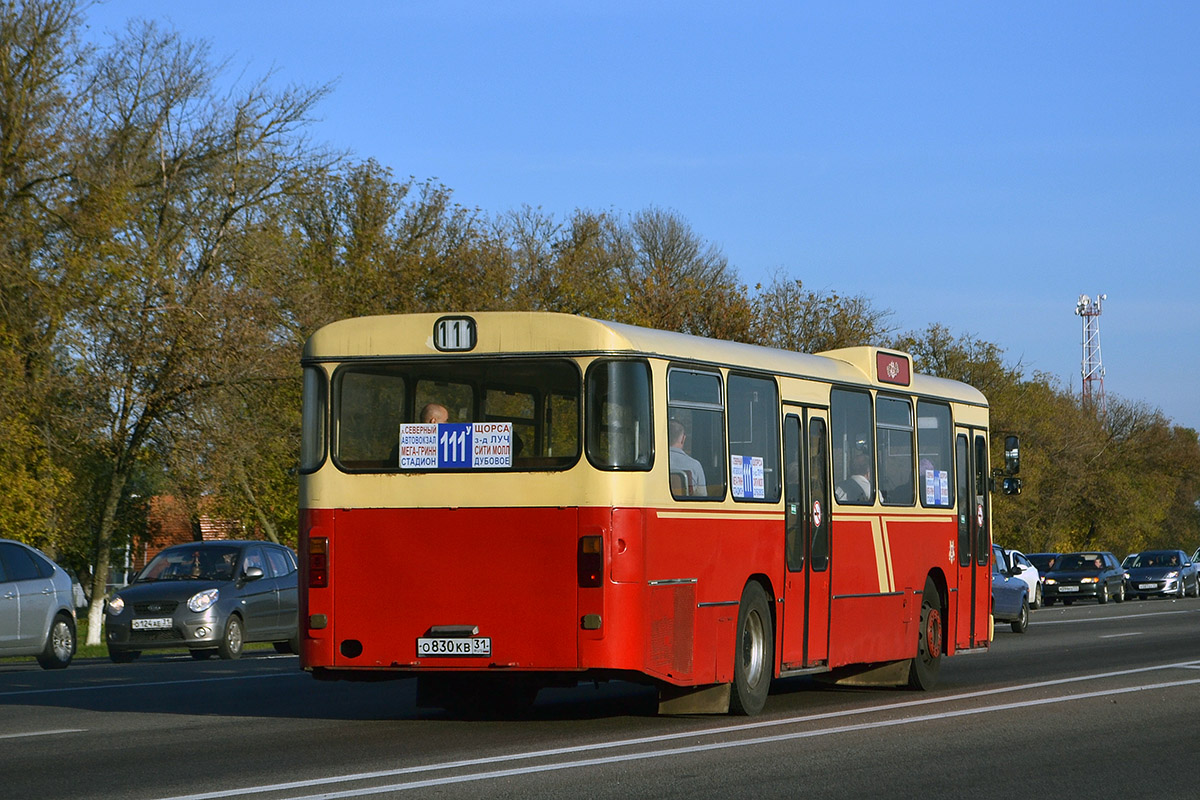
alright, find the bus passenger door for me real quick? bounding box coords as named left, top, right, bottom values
left=780, top=409, right=832, bottom=670
left=953, top=430, right=991, bottom=650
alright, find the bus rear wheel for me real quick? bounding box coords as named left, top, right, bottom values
left=729, top=581, right=773, bottom=716
left=909, top=578, right=942, bottom=690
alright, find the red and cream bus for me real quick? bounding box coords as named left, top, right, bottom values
left=298, top=312, right=1017, bottom=715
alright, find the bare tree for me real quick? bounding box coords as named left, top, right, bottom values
left=751, top=269, right=892, bottom=353
left=617, top=206, right=753, bottom=340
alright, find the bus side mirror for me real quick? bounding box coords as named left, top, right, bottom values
left=1004, top=435, right=1020, bottom=475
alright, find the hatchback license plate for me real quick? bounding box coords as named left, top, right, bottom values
left=416, top=637, right=491, bottom=657
left=1058, top=586, right=1079, bottom=592
left=132, top=617, right=173, bottom=630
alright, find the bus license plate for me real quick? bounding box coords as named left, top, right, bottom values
left=132, top=617, right=173, bottom=630
left=417, top=637, right=491, bottom=657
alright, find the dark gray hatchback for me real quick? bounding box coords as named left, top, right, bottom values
left=1042, top=550, right=1126, bottom=606
left=105, top=540, right=298, bottom=662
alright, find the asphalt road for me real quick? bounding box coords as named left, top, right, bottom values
left=3, top=596, right=1199, bottom=800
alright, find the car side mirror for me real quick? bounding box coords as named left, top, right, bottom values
left=242, top=566, right=265, bottom=582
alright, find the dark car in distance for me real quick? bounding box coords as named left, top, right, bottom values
left=1125, top=549, right=1199, bottom=599
left=1042, top=551, right=1126, bottom=605
left=1027, top=552, right=1060, bottom=573
left=105, top=540, right=299, bottom=662
left=991, top=545, right=1030, bottom=633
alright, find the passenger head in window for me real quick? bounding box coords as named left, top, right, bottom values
left=421, top=403, right=449, bottom=423
left=669, top=419, right=707, bottom=496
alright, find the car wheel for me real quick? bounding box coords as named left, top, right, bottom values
left=218, top=615, right=244, bottom=660
left=1031, top=584, right=1042, bottom=609
left=109, top=649, right=140, bottom=663
left=1043, top=597, right=1055, bottom=607
left=190, top=649, right=216, bottom=660
left=729, top=581, right=773, bottom=715
left=1063, top=598, right=1074, bottom=606
left=36, top=613, right=76, bottom=670
left=1010, top=598, right=1029, bottom=634
left=909, top=579, right=942, bottom=691
left=1097, top=584, right=1108, bottom=604
left=1115, top=583, right=1125, bottom=602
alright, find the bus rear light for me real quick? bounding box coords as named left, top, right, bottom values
left=309, top=536, right=329, bottom=588
left=578, top=535, right=603, bottom=588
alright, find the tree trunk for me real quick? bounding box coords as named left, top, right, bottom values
left=85, top=470, right=128, bottom=646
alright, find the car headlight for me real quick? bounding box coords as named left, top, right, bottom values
left=106, top=595, right=125, bottom=615
left=1165, top=571, right=1179, bottom=579
left=1044, top=578, right=1057, bottom=585
left=188, top=588, right=220, bottom=612
left=1080, top=577, right=1098, bottom=584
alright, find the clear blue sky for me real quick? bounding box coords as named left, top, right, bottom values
left=83, top=1, right=1200, bottom=431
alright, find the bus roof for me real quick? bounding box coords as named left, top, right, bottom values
left=303, top=312, right=987, bottom=406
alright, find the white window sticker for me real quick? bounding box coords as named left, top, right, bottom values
left=730, top=454, right=766, bottom=499
left=399, top=422, right=513, bottom=469
left=924, top=469, right=950, bottom=506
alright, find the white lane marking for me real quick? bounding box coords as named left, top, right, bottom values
left=0, top=728, right=85, bottom=740
left=1034, top=608, right=1200, bottom=625
left=0, top=672, right=299, bottom=698
left=149, top=659, right=1200, bottom=800
left=1099, top=632, right=1143, bottom=639
left=249, top=677, right=1200, bottom=799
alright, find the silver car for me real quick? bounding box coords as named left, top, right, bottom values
left=0, top=539, right=77, bottom=669
left=105, top=540, right=299, bottom=661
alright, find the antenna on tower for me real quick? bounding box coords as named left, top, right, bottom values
left=1075, top=293, right=1107, bottom=419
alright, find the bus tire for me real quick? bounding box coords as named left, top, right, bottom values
left=909, top=578, right=942, bottom=690
left=729, top=581, right=773, bottom=716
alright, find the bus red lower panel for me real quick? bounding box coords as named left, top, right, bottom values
left=314, top=507, right=581, bottom=671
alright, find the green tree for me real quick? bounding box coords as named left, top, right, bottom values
left=59, top=19, right=333, bottom=644
left=0, top=0, right=86, bottom=554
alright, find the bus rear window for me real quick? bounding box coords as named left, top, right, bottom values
left=332, top=358, right=580, bottom=472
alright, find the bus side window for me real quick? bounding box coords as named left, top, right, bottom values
left=876, top=396, right=914, bottom=506
left=727, top=374, right=780, bottom=502
left=916, top=400, right=954, bottom=507
left=667, top=367, right=726, bottom=500
left=831, top=388, right=874, bottom=505
left=586, top=359, right=652, bottom=470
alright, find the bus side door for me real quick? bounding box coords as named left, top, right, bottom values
left=953, top=430, right=991, bottom=650
left=780, top=408, right=832, bottom=670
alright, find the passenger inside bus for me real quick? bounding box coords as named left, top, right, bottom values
left=835, top=453, right=872, bottom=503
left=421, top=403, right=449, bottom=423
left=669, top=419, right=707, bottom=496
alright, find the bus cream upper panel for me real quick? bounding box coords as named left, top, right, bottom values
left=303, top=312, right=987, bottom=408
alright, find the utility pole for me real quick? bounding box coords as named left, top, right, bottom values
left=1075, top=293, right=1107, bottom=419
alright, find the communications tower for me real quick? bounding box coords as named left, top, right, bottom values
left=1075, top=293, right=1107, bottom=418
